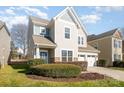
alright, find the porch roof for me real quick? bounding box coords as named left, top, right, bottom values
left=78, top=45, right=100, bottom=53
left=33, top=35, right=56, bottom=48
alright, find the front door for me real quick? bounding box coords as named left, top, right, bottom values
left=40, top=51, right=48, bottom=63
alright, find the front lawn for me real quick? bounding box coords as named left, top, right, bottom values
left=0, top=65, right=124, bottom=87
left=107, top=67, right=124, bottom=71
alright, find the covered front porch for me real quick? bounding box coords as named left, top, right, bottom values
left=33, top=35, right=56, bottom=63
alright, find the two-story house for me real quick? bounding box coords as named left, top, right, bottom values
left=27, top=7, right=100, bottom=67
left=88, top=28, right=122, bottom=66
left=0, top=21, right=11, bottom=67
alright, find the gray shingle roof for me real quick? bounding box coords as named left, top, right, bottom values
left=32, top=35, right=56, bottom=48
left=0, top=21, right=4, bottom=30
left=29, top=16, right=49, bottom=26
left=88, top=28, right=119, bottom=41
left=78, top=45, right=100, bottom=53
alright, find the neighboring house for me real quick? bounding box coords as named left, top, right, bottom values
left=122, top=41, right=124, bottom=60
left=88, top=28, right=122, bottom=66
left=0, top=21, right=11, bottom=67
left=27, top=7, right=99, bottom=67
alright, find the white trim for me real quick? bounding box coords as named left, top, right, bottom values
left=53, top=7, right=87, bottom=36
left=53, top=7, right=70, bottom=20
left=70, top=7, right=88, bottom=36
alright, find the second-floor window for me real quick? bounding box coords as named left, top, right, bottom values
left=114, top=40, right=121, bottom=48
left=40, top=27, right=46, bottom=36
left=65, top=27, right=70, bottom=39
left=78, top=36, right=84, bottom=45
left=81, top=37, right=84, bottom=44
left=34, top=25, right=46, bottom=36
left=78, top=36, right=80, bottom=44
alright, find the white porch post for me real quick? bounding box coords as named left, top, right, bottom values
left=36, top=47, right=40, bottom=58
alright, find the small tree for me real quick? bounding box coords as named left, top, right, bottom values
left=11, top=24, right=27, bottom=56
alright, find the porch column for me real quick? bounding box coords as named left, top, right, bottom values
left=36, top=47, right=40, bottom=58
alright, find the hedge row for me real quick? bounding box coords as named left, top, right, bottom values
left=54, top=61, right=87, bottom=71
left=27, top=59, right=47, bottom=66
left=29, top=64, right=82, bottom=78
left=113, top=61, right=124, bottom=67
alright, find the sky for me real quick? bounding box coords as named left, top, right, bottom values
left=0, top=6, right=124, bottom=35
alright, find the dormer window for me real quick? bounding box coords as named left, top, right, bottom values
left=34, top=24, right=47, bottom=36
left=40, top=27, right=46, bottom=36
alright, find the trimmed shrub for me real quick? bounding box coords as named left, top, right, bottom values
left=113, top=61, right=124, bottom=67
left=27, top=59, right=46, bottom=66
left=29, top=64, right=82, bottom=78
left=97, top=59, right=106, bottom=67
left=54, top=61, right=87, bottom=71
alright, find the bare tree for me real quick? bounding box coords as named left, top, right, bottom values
left=11, top=24, right=27, bottom=56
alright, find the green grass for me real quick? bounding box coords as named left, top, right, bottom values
left=0, top=65, right=124, bottom=87
left=107, top=67, right=124, bottom=71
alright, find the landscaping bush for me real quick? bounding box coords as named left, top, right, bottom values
left=29, top=64, right=82, bottom=78
left=54, top=61, right=87, bottom=71
left=97, top=59, right=106, bottom=67
left=113, top=61, right=124, bottom=67
left=27, top=59, right=46, bottom=66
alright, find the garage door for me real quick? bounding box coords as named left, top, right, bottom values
left=78, top=55, right=85, bottom=61
left=87, top=55, right=96, bottom=67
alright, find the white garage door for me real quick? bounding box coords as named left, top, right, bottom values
left=78, top=54, right=96, bottom=67
left=78, top=55, right=85, bottom=61
left=87, top=55, right=96, bottom=67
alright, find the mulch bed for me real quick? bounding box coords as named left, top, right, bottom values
left=27, top=72, right=105, bottom=82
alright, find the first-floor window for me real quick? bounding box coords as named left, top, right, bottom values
left=68, top=51, right=73, bottom=61
left=62, top=50, right=67, bottom=61
left=62, top=50, right=73, bottom=62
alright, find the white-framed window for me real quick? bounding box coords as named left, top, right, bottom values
left=114, top=40, right=121, bottom=48
left=65, top=27, right=70, bottom=39
left=81, top=37, right=84, bottom=44
left=78, top=36, right=80, bottom=44
left=34, top=25, right=46, bottom=36
left=62, top=50, right=73, bottom=62
left=40, top=27, right=46, bottom=36
left=62, top=50, right=67, bottom=61
left=78, top=36, right=84, bottom=45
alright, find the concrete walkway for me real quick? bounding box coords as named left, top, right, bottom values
left=87, top=67, right=124, bottom=81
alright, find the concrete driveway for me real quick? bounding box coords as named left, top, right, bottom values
left=87, top=67, right=124, bottom=81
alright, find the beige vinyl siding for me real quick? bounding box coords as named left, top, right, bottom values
left=88, top=37, right=112, bottom=66
left=0, top=27, right=11, bottom=64
left=27, top=18, right=35, bottom=58
left=54, top=19, right=78, bottom=61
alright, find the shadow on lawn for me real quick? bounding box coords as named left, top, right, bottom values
left=10, top=64, right=30, bottom=74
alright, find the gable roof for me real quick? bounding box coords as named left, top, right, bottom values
left=53, top=7, right=87, bottom=36
left=78, top=45, right=100, bottom=53
left=0, top=21, right=10, bottom=36
left=0, top=21, right=4, bottom=29
left=32, top=35, right=56, bottom=48
left=88, top=28, right=121, bottom=41
left=29, top=16, right=49, bottom=26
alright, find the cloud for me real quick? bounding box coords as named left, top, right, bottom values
left=5, top=8, right=15, bottom=15
left=18, top=6, right=48, bottom=19
left=105, top=6, right=123, bottom=12
left=80, top=14, right=101, bottom=24
left=0, top=15, right=28, bottom=31
left=94, top=6, right=123, bottom=13
left=0, top=6, right=48, bottom=31
left=43, top=6, right=49, bottom=10
left=0, top=7, right=15, bottom=15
